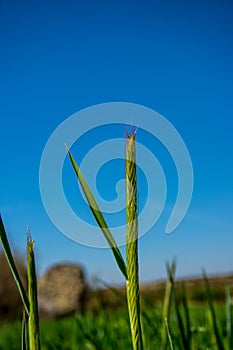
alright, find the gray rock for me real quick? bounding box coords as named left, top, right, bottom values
left=38, top=263, right=87, bottom=318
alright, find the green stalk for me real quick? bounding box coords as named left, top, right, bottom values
left=161, top=260, right=176, bottom=350
left=226, top=287, right=233, bottom=350
left=202, top=270, right=225, bottom=350
left=165, top=317, right=174, bottom=350
left=0, top=215, right=30, bottom=315
left=168, top=265, right=189, bottom=350
left=181, top=281, right=191, bottom=347
left=125, top=132, right=143, bottom=350
left=27, top=231, right=40, bottom=350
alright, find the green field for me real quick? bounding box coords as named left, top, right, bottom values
left=0, top=302, right=230, bottom=350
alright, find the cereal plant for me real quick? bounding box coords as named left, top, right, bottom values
left=66, top=131, right=143, bottom=349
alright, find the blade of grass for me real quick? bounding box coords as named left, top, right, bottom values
left=226, top=287, right=233, bottom=350
left=0, top=215, right=30, bottom=315
left=168, top=264, right=189, bottom=350
left=161, top=260, right=176, bottom=350
left=66, top=146, right=127, bottom=280
left=181, top=281, right=191, bottom=347
left=207, top=308, right=216, bottom=348
left=27, top=230, right=40, bottom=350
left=202, top=269, right=225, bottom=350
left=165, top=317, right=175, bottom=350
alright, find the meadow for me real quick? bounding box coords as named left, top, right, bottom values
left=0, top=260, right=232, bottom=350
left=0, top=292, right=231, bottom=349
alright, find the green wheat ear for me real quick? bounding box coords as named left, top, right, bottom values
left=125, top=132, right=143, bottom=350
left=27, top=230, right=41, bottom=350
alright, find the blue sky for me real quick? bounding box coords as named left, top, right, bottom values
left=1, top=1, right=233, bottom=284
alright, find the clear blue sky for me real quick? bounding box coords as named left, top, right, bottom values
left=1, top=1, right=233, bottom=284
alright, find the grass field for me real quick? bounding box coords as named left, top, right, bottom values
left=0, top=302, right=229, bottom=349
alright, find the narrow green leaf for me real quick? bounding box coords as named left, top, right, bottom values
left=66, top=146, right=127, bottom=280
left=161, top=260, right=176, bottom=350
left=202, top=270, right=225, bottom=350
left=27, top=230, right=41, bottom=350
left=226, top=287, right=233, bottom=350
left=181, top=281, right=191, bottom=347
left=0, top=214, right=30, bottom=315
left=165, top=317, right=174, bottom=350
left=168, top=263, right=189, bottom=350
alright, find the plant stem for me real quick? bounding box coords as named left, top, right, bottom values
left=203, top=270, right=225, bottom=350
left=27, top=231, right=40, bottom=350
left=125, top=132, right=143, bottom=350
left=161, top=260, right=176, bottom=350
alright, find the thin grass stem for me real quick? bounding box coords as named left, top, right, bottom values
left=226, top=287, right=233, bottom=350
left=181, top=281, right=191, bottom=347
left=165, top=317, right=175, bottom=350
left=202, top=269, right=225, bottom=350
left=168, top=264, right=189, bottom=350
left=161, top=260, right=176, bottom=350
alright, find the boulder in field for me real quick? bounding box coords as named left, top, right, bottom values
left=38, top=263, right=87, bottom=318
